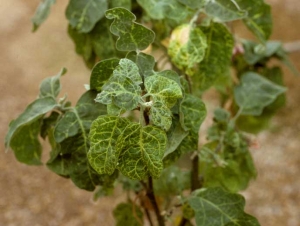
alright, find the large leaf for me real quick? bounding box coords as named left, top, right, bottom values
left=236, top=0, right=272, bottom=42
left=39, top=68, right=66, bottom=98
left=31, top=0, right=56, bottom=31
left=180, top=94, right=206, bottom=133
left=66, top=0, right=108, bottom=33
left=234, top=72, right=286, bottom=116
left=5, top=97, right=57, bottom=149
left=188, top=187, right=260, bottom=226
left=95, top=59, right=142, bottom=112
left=168, top=25, right=207, bottom=76
left=88, top=115, right=130, bottom=175
left=117, top=123, right=167, bottom=179
left=105, top=7, right=155, bottom=51
left=90, top=59, right=119, bottom=91
left=113, top=202, right=143, bottom=226
left=197, top=22, right=234, bottom=90
left=205, top=0, right=247, bottom=22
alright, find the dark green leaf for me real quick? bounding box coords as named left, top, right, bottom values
left=110, top=0, right=131, bottom=10
left=197, top=22, right=234, bottom=90
left=117, top=123, right=167, bottom=179
left=236, top=0, right=272, bottom=42
left=126, top=52, right=156, bottom=79
left=90, top=58, right=119, bottom=91
left=188, top=187, right=260, bottom=226
left=113, top=202, right=143, bottom=226
left=40, top=111, right=60, bottom=139
left=66, top=0, right=108, bottom=33
left=234, top=72, right=286, bottom=115
left=31, top=0, right=56, bottom=31
left=105, top=7, right=155, bottom=51
left=39, top=68, right=66, bottom=98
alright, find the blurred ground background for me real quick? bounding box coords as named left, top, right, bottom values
left=0, top=0, right=299, bottom=225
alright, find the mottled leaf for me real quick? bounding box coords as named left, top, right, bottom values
left=180, top=94, right=206, bottom=133
left=205, top=0, right=247, bottom=22
left=236, top=0, right=272, bottom=42
left=90, top=58, right=119, bottom=91
left=88, top=116, right=131, bottom=175
left=188, top=187, right=260, bottom=226
left=31, top=0, right=56, bottom=31
left=105, top=7, right=155, bottom=51
left=39, top=68, right=66, bottom=98
left=234, top=72, right=286, bottom=116
left=169, top=25, right=207, bottom=76
left=66, top=0, right=108, bottom=33
left=117, top=123, right=167, bottom=179
left=113, top=202, right=143, bottom=226
left=197, top=22, right=234, bottom=90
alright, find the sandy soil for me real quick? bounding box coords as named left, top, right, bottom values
left=0, top=1, right=299, bottom=225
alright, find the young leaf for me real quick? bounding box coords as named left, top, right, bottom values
left=126, top=52, right=156, bottom=79
left=105, top=7, right=155, bottom=51
left=234, top=72, right=286, bottom=116
left=113, top=202, right=143, bottom=226
left=117, top=123, right=167, bottom=179
left=168, top=25, right=207, bottom=76
left=39, top=68, right=67, bottom=98
left=180, top=94, right=207, bottom=133
left=31, top=0, right=56, bottom=32
left=95, top=59, right=142, bottom=112
left=197, top=22, right=234, bottom=90
left=235, top=0, right=272, bottom=42
left=88, top=116, right=131, bottom=175
left=188, top=187, right=260, bottom=226
left=90, top=58, right=119, bottom=91
left=66, top=0, right=108, bottom=33
left=205, top=0, right=247, bottom=22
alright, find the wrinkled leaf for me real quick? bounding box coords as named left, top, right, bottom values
left=105, top=7, right=155, bottom=51
left=234, top=72, right=286, bottom=116
left=188, top=187, right=260, bottom=226
left=66, top=0, right=108, bottom=33
left=31, top=0, right=56, bottom=31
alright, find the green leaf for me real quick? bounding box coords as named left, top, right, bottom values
left=205, top=0, right=247, bottom=22
left=137, top=0, right=191, bottom=23
left=197, top=22, right=234, bottom=90
left=105, top=7, right=155, bottom=51
left=39, top=68, right=66, bottom=98
left=31, top=0, right=56, bottom=32
left=90, top=59, right=119, bottom=91
left=117, top=123, right=167, bottom=179
left=5, top=97, right=57, bottom=149
left=168, top=25, right=207, bottom=76
left=66, top=0, right=108, bottom=33
left=236, top=0, right=272, bottom=42
left=126, top=52, right=156, bottom=79
left=113, top=202, right=143, bottom=226
left=110, top=0, right=131, bottom=10
left=88, top=115, right=130, bottom=175
left=40, top=111, right=60, bottom=139
left=95, top=59, right=142, bottom=112
left=188, top=187, right=260, bottom=226
left=180, top=94, right=206, bottom=133
left=178, top=131, right=199, bottom=153
left=177, top=0, right=206, bottom=9
left=234, top=72, right=286, bottom=116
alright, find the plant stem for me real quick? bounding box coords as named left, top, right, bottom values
left=191, top=154, right=201, bottom=191
left=146, top=177, right=165, bottom=226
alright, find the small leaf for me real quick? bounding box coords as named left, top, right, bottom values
left=90, top=58, right=119, bottom=91
left=205, top=0, right=247, bottom=22
left=105, top=7, right=155, bottom=51
left=39, top=68, right=66, bottom=98
left=113, top=202, right=143, bottom=226
left=234, top=72, right=286, bottom=116
left=95, top=59, right=142, bottom=112
left=169, top=25, right=207, bottom=76
left=66, top=0, right=108, bottom=33
left=88, top=115, right=131, bottom=175
left=236, top=0, right=272, bottom=42
left=180, top=94, right=207, bottom=133
left=126, top=52, right=156, bottom=79
left=188, top=187, right=260, bottom=226
left=31, top=0, right=56, bottom=32
left=117, top=123, right=167, bottom=179
left=197, top=22, right=234, bottom=90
